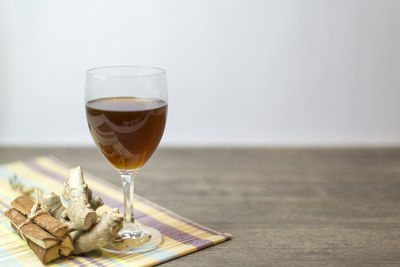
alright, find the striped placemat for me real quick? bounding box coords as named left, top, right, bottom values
left=0, top=156, right=231, bottom=266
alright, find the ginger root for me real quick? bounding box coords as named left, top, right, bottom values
left=62, top=166, right=124, bottom=254
left=71, top=208, right=124, bottom=254
left=41, top=192, right=67, bottom=220
left=62, top=166, right=101, bottom=230
left=87, top=188, right=104, bottom=211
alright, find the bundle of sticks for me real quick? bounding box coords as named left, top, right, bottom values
left=5, top=195, right=73, bottom=264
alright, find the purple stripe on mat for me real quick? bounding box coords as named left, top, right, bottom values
left=81, top=255, right=106, bottom=267
left=25, top=160, right=215, bottom=249
left=48, top=156, right=231, bottom=240
left=26, top=159, right=68, bottom=185
left=68, top=257, right=87, bottom=267
left=0, top=198, right=10, bottom=209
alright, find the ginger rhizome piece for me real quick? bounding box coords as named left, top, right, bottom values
left=62, top=166, right=100, bottom=230
left=41, top=192, right=67, bottom=220
left=62, top=166, right=124, bottom=254
left=71, top=208, right=124, bottom=254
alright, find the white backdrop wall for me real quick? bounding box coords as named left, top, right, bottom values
left=1, top=0, right=399, bottom=146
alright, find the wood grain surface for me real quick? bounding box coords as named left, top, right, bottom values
left=1, top=147, right=400, bottom=266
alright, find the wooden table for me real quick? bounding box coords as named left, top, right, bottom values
left=1, top=147, right=400, bottom=266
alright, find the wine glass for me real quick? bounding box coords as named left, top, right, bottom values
left=85, top=66, right=167, bottom=254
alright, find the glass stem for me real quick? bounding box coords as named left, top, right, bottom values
left=120, top=170, right=139, bottom=224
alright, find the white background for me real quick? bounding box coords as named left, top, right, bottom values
left=1, top=0, right=399, bottom=147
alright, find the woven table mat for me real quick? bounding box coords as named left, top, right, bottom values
left=0, top=156, right=231, bottom=266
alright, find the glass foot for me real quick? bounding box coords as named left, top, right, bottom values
left=102, top=224, right=163, bottom=254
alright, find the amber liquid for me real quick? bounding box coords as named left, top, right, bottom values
left=86, top=97, right=167, bottom=170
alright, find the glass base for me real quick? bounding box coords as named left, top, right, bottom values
left=102, top=223, right=163, bottom=254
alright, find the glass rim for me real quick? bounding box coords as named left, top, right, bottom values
left=87, top=66, right=166, bottom=79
